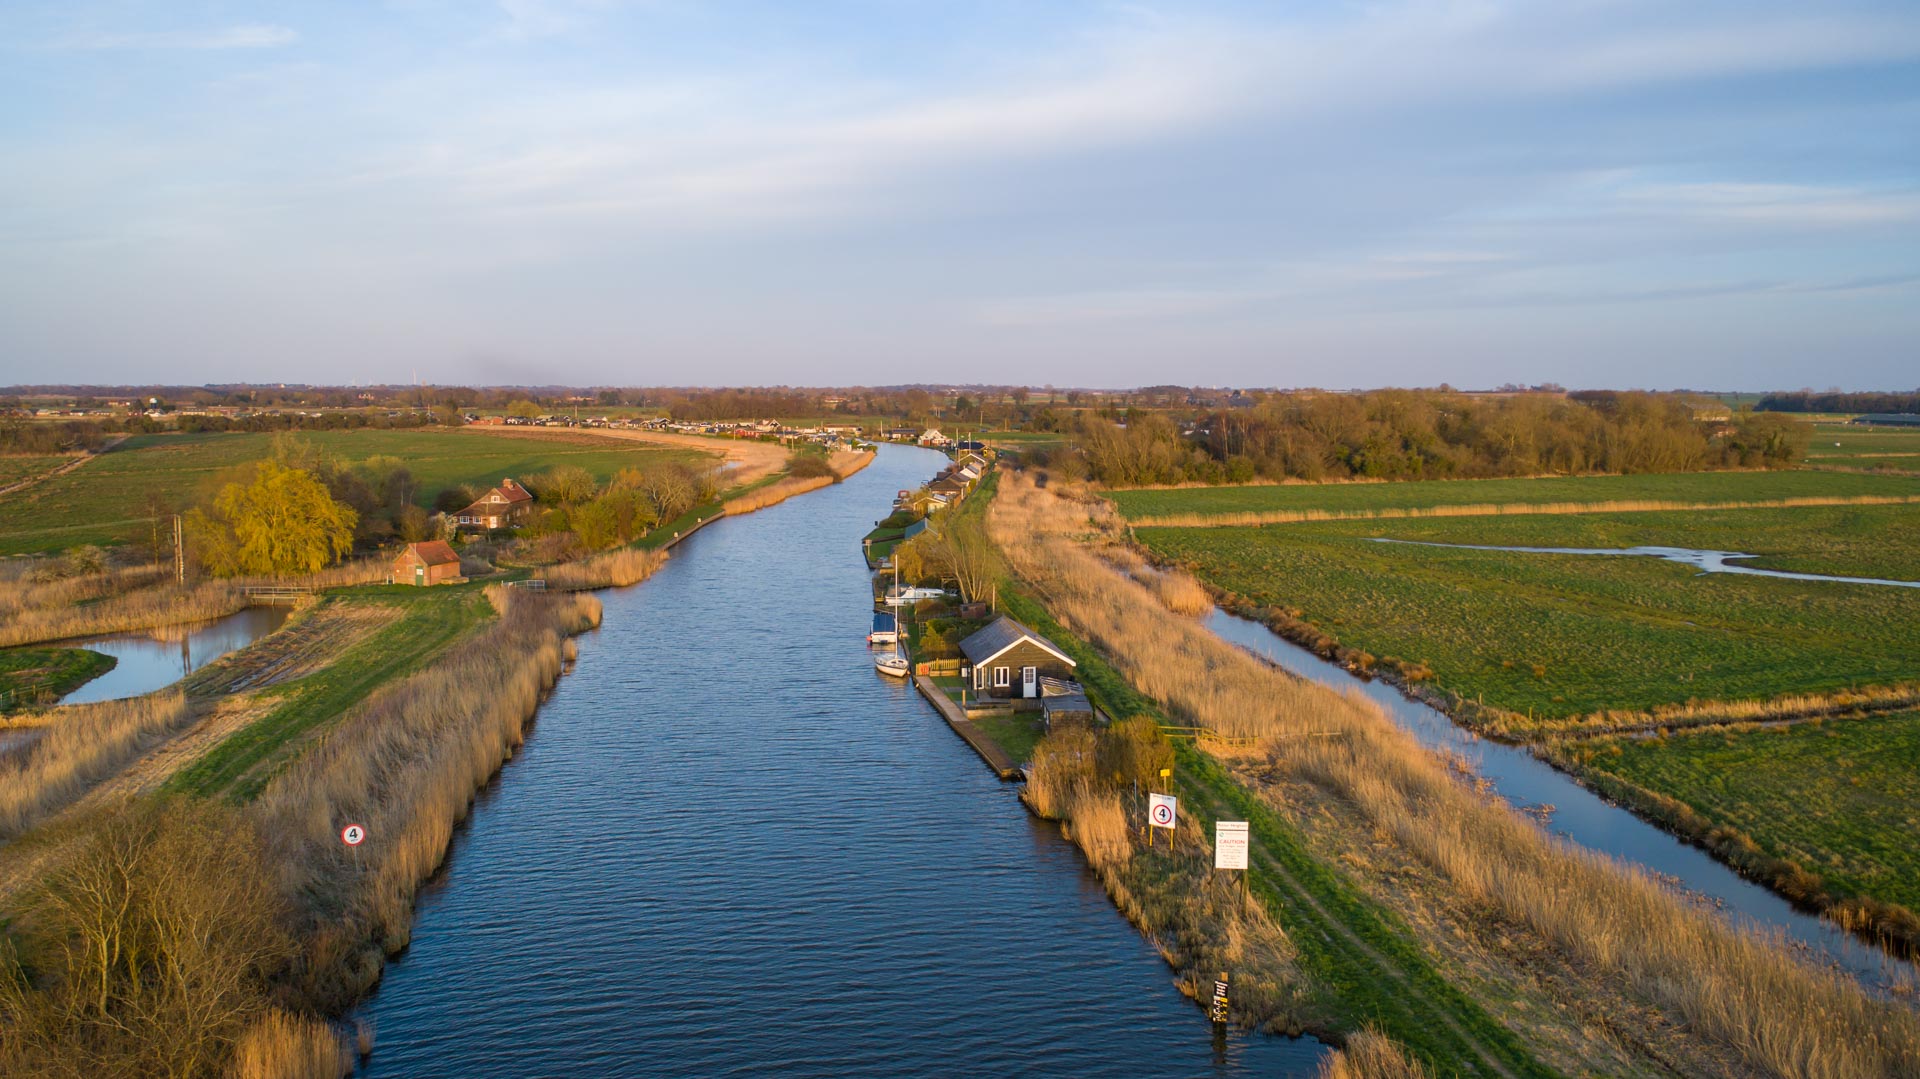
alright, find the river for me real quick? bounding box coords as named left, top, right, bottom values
left=1204, top=609, right=1916, bottom=994
left=355, top=445, right=1328, bottom=1077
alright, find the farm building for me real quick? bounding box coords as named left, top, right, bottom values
left=961, top=616, right=1077, bottom=699
left=456, top=478, right=535, bottom=530
left=393, top=541, right=462, bottom=586
left=1851, top=413, right=1920, bottom=427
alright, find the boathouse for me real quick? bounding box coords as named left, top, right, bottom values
left=960, top=616, right=1077, bottom=699
left=393, top=541, right=462, bottom=586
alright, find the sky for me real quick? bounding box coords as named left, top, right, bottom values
left=2, top=1, right=1917, bottom=390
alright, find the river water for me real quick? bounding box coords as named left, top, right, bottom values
left=1204, top=609, right=1916, bottom=994
left=356, top=446, right=1328, bottom=1077
left=54, top=607, right=289, bottom=706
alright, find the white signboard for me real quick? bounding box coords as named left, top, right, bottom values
left=1214, top=820, right=1249, bottom=870
left=340, top=823, right=367, bottom=847
left=1148, top=792, right=1178, bottom=830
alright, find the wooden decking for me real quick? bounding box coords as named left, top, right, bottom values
left=913, top=674, right=1022, bottom=780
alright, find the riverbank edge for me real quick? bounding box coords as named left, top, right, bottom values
left=1196, top=585, right=1920, bottom=963
left=910, top=674, right=1021, bottom=779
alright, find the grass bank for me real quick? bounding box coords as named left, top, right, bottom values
left=0, top=648, right=113, bottom=712
left=993, top=469, right=1920, bottom=1078
left=1550, top=713, right=1920, bottom=956
left=1109, top=468, right=1920, bottom=526
left=1137, top=509, right=1920, bottom=730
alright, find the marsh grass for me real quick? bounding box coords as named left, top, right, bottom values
left=724, top=473, right=835, bottom=513
left=1317, top=1029, right=1430, bottom=1079
left=1131, top=493, right=1920, bottom=529
left=230, top=1009, right=351, bottom=1079
left=253, top=586, right=602, bottom=1008
left=0, top=692, right=192, bottom=838
left=540, top=547, right=667, bottom=590
left=991, top=470, right=1920, bottom=1078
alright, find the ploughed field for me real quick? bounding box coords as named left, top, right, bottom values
left=1109, top=468, right=1920, bottom=524
left=1563, top=713, right=1920, bottom=918
left=0, top=428, right=703, bottom=554
left=1135, top=502, right=1920, bottom=723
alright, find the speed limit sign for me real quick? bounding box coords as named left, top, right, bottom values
left=340, top=823, right=367, bottom=847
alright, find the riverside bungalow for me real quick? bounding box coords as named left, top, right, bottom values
left=456, top=478, right=535, bottom=530
left=961, top=616, right=1077, bottom=699
left=393, top=541, right=461, bottom=586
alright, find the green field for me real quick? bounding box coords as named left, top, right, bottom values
left=167, top=587, right=493, bottom=802
left=1138, top=508, right=1920, bottom=720
left=0, top=455, right=71, bottom=489
left=1803, top=423, right=1920, bottom=462
left=0, top=429, right=704, bottom=554
left=1108, top=469, right=1920, bottom=520
left=1575, top=714, right=1920, bottom=914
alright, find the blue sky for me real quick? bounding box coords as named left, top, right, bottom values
left=2, top=1, right=1917, bottom=389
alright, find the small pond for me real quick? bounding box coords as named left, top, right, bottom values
left=55, top=606, right=290, bottom=705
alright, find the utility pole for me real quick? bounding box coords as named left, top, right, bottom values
left=172, top=514, right=185, bottom=584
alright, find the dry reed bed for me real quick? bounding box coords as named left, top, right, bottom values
left=0, top=580, right=247, bottom=648
left=1315, top=1029, right=1431, bottom=1079
left=540, top=547, right=667, bottom=591
left=253, top=585, right=602, bottom=1008
left=1023, top=732, right=1309, bottom=1030
left=0, top=564, right=169, bottom=622
left=230, top=1009, right=352, bottom=1079
left=829, top=448, right=874, bottom=479
left=724, top=473, right=835, bottom=514
left=1131, top=493, right=1920, bottom=529
left=0, top=692, right=192, bottom=839
left=1479, top=681, right=1920, bottom=740
left=990, top=471, right=1920, bottom=1079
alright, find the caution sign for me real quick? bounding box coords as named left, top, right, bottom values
left=1210, top=974, right=1230, bottom=1023
left=1214, top=820, right=1249, bottom=870
left=1148, top=792, right=1177, bottom=830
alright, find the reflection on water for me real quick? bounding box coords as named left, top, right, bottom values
left=356, top=447, right=1328, bottom=1077
left=56, top=606, right=289, bottom=705
left=1203, top=608, right=1915, bottom=993
left=1371, top=538, right=1920, bottom=588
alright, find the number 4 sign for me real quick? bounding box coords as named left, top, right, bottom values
left=340, top=823, right=367, bottom=847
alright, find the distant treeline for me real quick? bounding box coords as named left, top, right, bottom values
left=1759, top=391, right=1920, bottom=415
left=0, top=420, right=107, bottom=455
left=1057, top=391, right=1806, bottom=486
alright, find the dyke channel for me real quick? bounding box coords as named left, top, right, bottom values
left=1204, top=609, right=1917, bottom=995
left=354, top=445, right=1330, bottom=1077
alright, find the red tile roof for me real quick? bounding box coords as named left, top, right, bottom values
left=402, top=540, right=460, bottom=567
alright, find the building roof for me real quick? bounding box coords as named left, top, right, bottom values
left=401, top=540, right=460, bottom=567
left=959, top=616, right=1077, bottom=669
left=492, top=478, right=533, bottom=503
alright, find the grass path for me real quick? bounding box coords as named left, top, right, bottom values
left=164, top=590, right=493, bottom=802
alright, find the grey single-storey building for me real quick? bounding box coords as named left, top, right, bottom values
left=960, top=616, right=1077, bottom=699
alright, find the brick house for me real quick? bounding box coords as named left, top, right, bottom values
left=455, top=478, right=535, bottom=530
left=393, top=541, right=462, bottom=586
left=960, top=616, right=1077, bottom=699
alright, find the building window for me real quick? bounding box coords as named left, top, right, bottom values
left=993, top=666, right=1010, bottom=688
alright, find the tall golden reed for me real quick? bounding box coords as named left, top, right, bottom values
left=252, top=586, right=601, bottom=1007
left=540, top=547, right=667, bottom=591
left=1132, top=493, right=1920, bottom=529
left=0, top=691, right=192, bottom=838
left=989, top=470, right=1920, bottom=1079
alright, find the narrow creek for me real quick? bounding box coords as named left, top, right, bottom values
left=1203, top=608, right=1917, bottom=994
left=353, top=446, right=1328, bottom=1077
left=1369, top=538, right=1920, bottom=589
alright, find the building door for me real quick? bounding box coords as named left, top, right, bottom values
left=414, top=564, right=425, bottom=586
left=1022, top=666, right=1037, bottom=698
